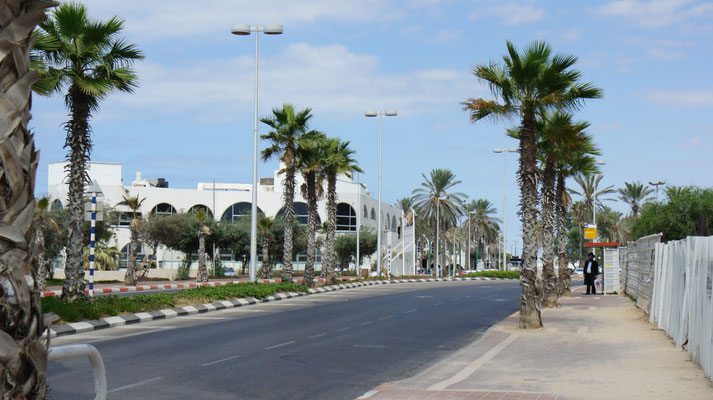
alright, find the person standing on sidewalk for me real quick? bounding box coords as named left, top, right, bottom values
left=584, top=252, right=599, bottom=295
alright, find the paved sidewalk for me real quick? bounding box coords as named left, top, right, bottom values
left=359, top=285, right=713, bottom=400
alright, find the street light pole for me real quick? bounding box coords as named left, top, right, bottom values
left=649, top=180, right=666, bottom=203
left=365, top=110, right=397, bottom=276
left=356, top=173, right=361, bottom=274
left=493, top=148, right=517, bottom=271
left=467, top=210, right=475, bottom=270
left=231, top=24, right=283, bottom=282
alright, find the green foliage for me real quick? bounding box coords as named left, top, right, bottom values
left=213, top=257, right=225, bottom=278
left=334, top=228, right=378, bottom=268
left=631, top=186, right=713, bottom=241
left=174, top=259, right=191, bottom=281
left=42, top=282, right=309, bottom=323
left=461, top=270, right=520, bottom=279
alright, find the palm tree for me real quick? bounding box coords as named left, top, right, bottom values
left=464, top=199, right=501, bottom=269
left=321, top=138, right=362, bottom=285
left=257, top=216, right=274, bottom=279
left=463, top=40, right=602, bottom=328
left=83, top=242, right=121, bottom=270
left=618, top=181, right=653, bottom=217
left=298, top=133, right=327, bottom=287
left=123, top=195, right=144, bottom=286
left=195, top=209, right=211, bottom=283
left=412, top=169, right=467, bottom=273
left=33, top=196, right=58, bottom=291
left=0, top=0, right=56, bottom=396
left=569, top=173, right=615, bottom=267
left=261, top=104, right=315, bottom=283
left=33, top=3, right=144, bottom=299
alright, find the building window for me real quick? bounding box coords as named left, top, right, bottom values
left=189, top=204, right=213, bottom=218
left=336, top=203, right=357, bottom=232
left=386, top=214, right=390, bottom=230
left=277, top=202, right=319, bottom=225
left=363, top=205, right=368, bottom=219
left=119, top=243, right=146, bottom=269
left=221, top=202, right=262, bottom=222
left=370, top=208, right=376, bottom=220
left=392, top=216, right=397, bottom=232
left=151, top=203, right=176, bottom=216
left=118, top=212, right=141, bottom=226
left=293, top=248, right=322, bottom=264
left=51, top=199, right=63, bottom=210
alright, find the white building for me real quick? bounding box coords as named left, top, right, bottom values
left=48, top=162, right=416, bottom=275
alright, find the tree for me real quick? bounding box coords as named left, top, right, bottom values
left=618, top=181, right=653, bottom=217
left=195, top=210, right=211, bottom=283
left=122, top=195, right=144, bottom=286
left=412, top=168, right=466, bottom=274
left=464, top=199, right=500, bottom=269
left=321, top=138, right=362, bottom=284
left=33, top=196, right=58, bottom=291
left=83, top=242, right=120, bottom=270
left=261, top=104, right=315, bottom=282
left=334, top=228, right=378, bottom=269
left=257, top=216, right=274, bottom=279
left=33, top=3, right=144, bottom=299
left=0, top=0, right=57, bottom=396
left=631, top=186, right=713, bottom=241
left=463, top=40, right=602, bottom=328
left=298, top=133, right=327, bottom=287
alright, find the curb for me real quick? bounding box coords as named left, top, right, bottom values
left=48, top=277, right=514, bottom=338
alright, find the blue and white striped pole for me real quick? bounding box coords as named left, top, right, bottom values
left=89, top=193, right=96, bottom=297
left=387, top=245, right=391, bottom=278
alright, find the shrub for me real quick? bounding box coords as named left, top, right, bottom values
left=461, top=270, right=520, bottom=279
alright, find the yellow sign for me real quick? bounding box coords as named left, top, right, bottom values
left=584, top=225, right=597, bottom=239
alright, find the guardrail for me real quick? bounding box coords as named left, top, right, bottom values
left=48, top=344, right=107, bottom=400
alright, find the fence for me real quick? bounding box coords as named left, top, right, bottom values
left=620, top=233, right=662, bottom=313
left=648, top=236, right=713, bottom=381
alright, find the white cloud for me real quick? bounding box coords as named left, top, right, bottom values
left=598, top=0, right=713, bottom=27
left=470, top=2, right=546, bottom=25
left=648, top=88, right=713, bottom=106
left=99, top=43, right=481, bottom=123
left=432, top=28, right=464, bottom=42
left=626, top=37, right=694, bottom=59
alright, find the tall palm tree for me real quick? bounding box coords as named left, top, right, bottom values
left=463, top=40, right=602, bottom=328
left=33, top=3, right=143, bottom=299
left=257, top=216, right=274, bottom=279
left=618, top=181, right=653, bottom=217
left=464, top=199, right=501, bottom=269
left=261, top=104, right=315, bottom=283
left=321, top=138, right=362, bottom=285
left=123, top=195, right=144, bottom=286
left=0, top=0, right=57, bottom=396
left=298, top=133, right=327, bottom=287
left=195, top=209, right=211, bottom=283
left=412, top=169, right=467, bottom=273
left=33, top=196, right=57, bottom=291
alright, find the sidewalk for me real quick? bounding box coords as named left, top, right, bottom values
left=359, top=285, right=713, bottom=400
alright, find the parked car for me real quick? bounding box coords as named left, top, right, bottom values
left=574, top=268, right=583, bottom=275
left=224, top=267, right=237, bottom=277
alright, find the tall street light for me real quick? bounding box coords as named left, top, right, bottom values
left=365, top=110, right=397, bottom=275
left=493, top=148, right=517, bottom=271
left=467, top=210, right=476, bottom=270
left=592, top=160, right=606, bottom=240
left=649, top=180, right=666, bottom=203
left=435, top=194, right=448, bottom=277
left=231, top=24, right=283, bottom=282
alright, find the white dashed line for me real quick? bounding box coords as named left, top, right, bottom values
left=108, top=377, right=164, bottom=393
left=378, top=315, right=393, bottom=320
left=435, top=302, right=445, bottom=306
left=308, top=333, right=327, bottom=339
left=201, top=355, right=241, bottom=367
left=264, top=341, right=296, bottom=350
left=336, top=327, right=351, bottom=332
left=403, top=309, right=417, bottom=314
left=359, top=321, right=372, bottom=326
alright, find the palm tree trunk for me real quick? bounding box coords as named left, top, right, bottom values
left=303, top=171, right=318, bottom=287
left=555, top=172, right=571, bottom=296
left=541, top=158, right=558, bottom=307
left=282, top=164, right=295, bottom=282
left=324, top=173, right=337, bottom=285
left=124, top=221, right=139, bottom=285
left=518, top=111, right=543, bottom=328
left=0, top=1, right=57, bottom=396
left=34, top=219, right=47, bottom=292
left=62, top=83, right=93, bottom=299
left=196, top=227, right=208, bottom=282
left=259, top=238, right=271, bottom=279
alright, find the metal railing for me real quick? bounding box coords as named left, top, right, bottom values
left=620, top=233, right=661, bottom=313
left=48, top=344, right=106, bottom=400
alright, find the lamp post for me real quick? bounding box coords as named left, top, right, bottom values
left=365, top=110, right=397, bottom=276
left=592, top=161, right=606, bottom=240
left=467, top=210, right=476, bottom=270
left=493, top=148, right=517, bottom=271
left=435, top=195, right=448, bottom=277
left=356, top=172, right=361, bottom=274
left=231, top=24, right=283, bottom=282
left=649, top=180, right=666, bottom=203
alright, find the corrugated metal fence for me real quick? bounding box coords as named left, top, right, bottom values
left=620, top=233, right=662, bottom=313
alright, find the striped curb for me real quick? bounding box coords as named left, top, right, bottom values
left=47, top=276, right=515, bottom=338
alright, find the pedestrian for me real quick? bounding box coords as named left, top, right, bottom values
left=583, top=252, right=599, bottom=295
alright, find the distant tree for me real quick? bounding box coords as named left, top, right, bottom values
left=334, top=228, right=378, bottom=269
left=257, top=216, right=275, bottom=279
left=298, top=133, right=328, bottom=287
left=631, top=186, right=713, bottom=241
left=618, top=181, right=653, bottom=217
left=195, top=210, right=211, bottom=282
left=122, top=195, right=144, bottom=285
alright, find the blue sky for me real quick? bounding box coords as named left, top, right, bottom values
left=31, top=0, right=713, bottom=252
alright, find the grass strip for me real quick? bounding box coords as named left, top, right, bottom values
left=460, top=270, right=520, bottom=279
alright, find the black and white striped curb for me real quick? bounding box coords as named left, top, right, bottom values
left=48, top=277, right=515, bottom=338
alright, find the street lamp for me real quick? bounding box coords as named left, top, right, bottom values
left=365, top=110, right=397, bottom=275
left=649, top=180, right=666, bottom=203
left=592, top=160, right=606, bottom=240
left=467, top=210, right=476, bottom=270
left=231, top=24, right=283, bottom=282
left=435, top=194, right=448, bottom=277
left=493, top=147, right=517, bottom=271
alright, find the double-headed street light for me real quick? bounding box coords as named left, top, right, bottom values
left=231, top=24, right=283, bottom=282
left=493, top=148, right=517, bottom=271
left=649, top=180, right=666, bottom=203
left=365, top=110, right=397, bottom=275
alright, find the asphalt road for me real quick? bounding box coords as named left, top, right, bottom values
left=47, top=280, right=520, bottom=400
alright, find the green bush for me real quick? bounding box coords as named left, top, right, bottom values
left=461, top=270, right=520, bottom=279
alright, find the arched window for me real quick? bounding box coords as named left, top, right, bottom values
left=391, top=216, right=397, bottom=232
left=119, top=243, right=146, bottom=269
left=386, top=214, right=391, bottom=230
left=189, top=204, right=213, bottom=218
left=277, top=202, right=318, bottom=225
left=336, top=203, right=357, bottom=232
left=370, top=208, right=376, bottom=220
left=222, top=202, right=262, bottom=222
left=151, top=203, right=176, bottom=216
left=363, top=205, right=368, bottom=218
left=51, top=199, right=63, bottom=210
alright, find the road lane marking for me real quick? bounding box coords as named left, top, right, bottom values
left=453, top=297, right=462, bottom=301
left=435, top=302, right=445, bottom=306
left=201, top=355, right=241, bottom=367
left=107, top=376, right=164, bottom=393
left=465, top=295, right=472, bottom=299
left=403, top=309, right=417, bottom=314
left=378, top=315, right=392, bottom=320
left=336, top=327, right=351, bottom=332
left=353, top=344, right=387, bottom=349
left=359, top=321, right=372, bottom=326
left=308, top=333, right=327, bottom=339
left=427, top=333, right=519, bottom=391
left=264, top=340, right=296, bottom=350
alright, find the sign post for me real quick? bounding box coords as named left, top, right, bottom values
left=84, top=183, right=104, bottom=297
